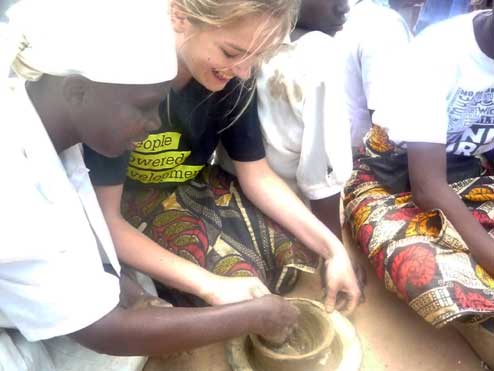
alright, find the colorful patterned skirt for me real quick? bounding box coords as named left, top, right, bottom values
left=122, top=165, right=318, bottom=305
left=344, top=126, right=494, bottom=327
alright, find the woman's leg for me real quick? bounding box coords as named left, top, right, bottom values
left=344, top=157, right=494, bottom=328
left=121, top=165, right=319, bottom=304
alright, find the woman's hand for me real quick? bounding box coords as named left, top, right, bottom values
left=322, top=253, right=362, bottom=315
left=199, top=275, right=271, bottom=306
left=408, top=143, right=494, bottom=274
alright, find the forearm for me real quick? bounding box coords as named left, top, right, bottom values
left=413, top=182, right=494, bottom=273
left=107, top=216, right=216, bottom=299
left=235, top=162, right=361, bottom=312
left=239, top=167, right=344, bottom=259
left=408, top=143, right=494, bottom=273
left=71, top=301, right=259, bottom=356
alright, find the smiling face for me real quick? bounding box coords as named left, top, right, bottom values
left=297, top=0, right=350, bottom=36
left=172, top=10, right=282, bottom=91
left=76, top=80, right=170, bottom=157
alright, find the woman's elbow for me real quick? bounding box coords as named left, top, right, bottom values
left=410, top=182, right=442, bottom=211
left=236, top=170, right=263, bottom=196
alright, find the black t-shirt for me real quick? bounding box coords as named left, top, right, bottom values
left=84, top=78, right=265, bottom=190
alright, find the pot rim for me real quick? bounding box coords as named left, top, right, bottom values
left=249, top=298, right=336, bottom=361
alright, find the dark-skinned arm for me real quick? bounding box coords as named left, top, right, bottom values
left=70, top=293, right=297, bottom=357
left=310, top=194, right=342, bottom=241
left=311, top=194, right=367, bottom=297
left=408, top=142, right=494, bottom=274
left=95, top=184, right=271, bottom=306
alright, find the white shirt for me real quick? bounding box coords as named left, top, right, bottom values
left=374, top=11, right=494, bottom=156
left=0, top=80, right=121, bottom=342
left=256, top=32, right=353, bottom=200
left=336, top=0, right=412, bottom=146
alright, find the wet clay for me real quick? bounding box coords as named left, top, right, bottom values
left=250, top=299, right=335, bottom=371
left=261, top=324, right=313, bottom=356
left=225, top=302, right=362, bottom=371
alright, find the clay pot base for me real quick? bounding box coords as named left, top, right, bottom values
left=226, top=301, right=362, bottom=371
left=249, top=299, right=336, bottom=371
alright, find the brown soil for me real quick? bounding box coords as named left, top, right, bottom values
left=144, top=227, right=483, bottom=371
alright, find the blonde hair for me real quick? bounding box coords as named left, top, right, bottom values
left=174, top=0, right=300, bottom=41
left=172, top=0, right=301, bottom=133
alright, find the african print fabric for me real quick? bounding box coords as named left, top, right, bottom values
left=122, top=165, right=319, bottom=303
left=344, top=125, right=494, bottom=327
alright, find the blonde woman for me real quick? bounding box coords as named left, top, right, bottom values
left=86, top=0, right=362, bottom=313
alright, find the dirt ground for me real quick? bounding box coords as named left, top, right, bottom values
left=144, top=230, right=485, bottom=371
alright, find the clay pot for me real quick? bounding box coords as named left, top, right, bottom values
left=249, top=298, right=335, bottom=371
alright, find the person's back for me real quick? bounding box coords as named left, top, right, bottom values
left=336, top=0, right=413, bottom=146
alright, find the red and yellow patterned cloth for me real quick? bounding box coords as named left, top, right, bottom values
left=344, top=126, right=494, bottom=327
left=122, top=165, right=318, bottom=304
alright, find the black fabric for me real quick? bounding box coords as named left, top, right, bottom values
left=362, top=153, right=483, bottom=194
left=84, top=78, right=265, bottom=189
left=85, top=148, right=131, bottom=186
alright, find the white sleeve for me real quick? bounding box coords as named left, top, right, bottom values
left=0, top=175, right=120, bottom=342
left=360, top=14, right=412, bottom=111
left=297, top=47, right=353, bottom=200
left=373, top=29, right=453, bottom=144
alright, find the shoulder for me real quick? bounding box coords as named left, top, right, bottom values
left=346, top=2, right=401, bottom=26
left=260, top=32, right=340, bottom=87
left=414, top=12, right=477, bottom=51
left=296, top=32, right=342, bottom=74
left=294, top=31, right=336, bottom=51
left=397, top=14, right=467, bottom=77
left=268, top=31, right=338, bottom=66
left=372, top=9, right=410, bottom=39
left=346, top=2, right=411, bottom=35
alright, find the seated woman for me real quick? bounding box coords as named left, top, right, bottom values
left=218, top=28, right=364, bottom=304
left=85, top=0, right=361, bottom=313
left=344, top=4, right=494, bottom=367
left=216, top=0, right=364, bottom=287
